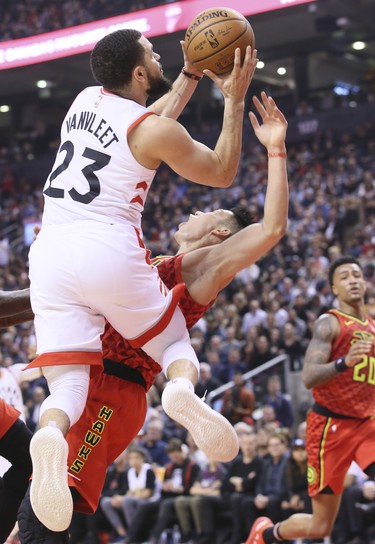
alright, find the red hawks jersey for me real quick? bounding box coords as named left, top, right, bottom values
left=0, top=398, right=20, bottom=439
left=102, top=254, right=215, bottom=390
left=313, top=309, right=375, bottom=418
left=42, top=87, right=156, bottom=230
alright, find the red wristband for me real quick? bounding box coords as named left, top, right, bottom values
left=268, top=151, right=287, bottom=158
left=181, top=68, right=202, bottom=81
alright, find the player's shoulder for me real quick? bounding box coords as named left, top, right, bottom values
left=313, top=311, right=339, bottom=339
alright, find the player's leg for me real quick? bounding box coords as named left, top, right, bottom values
left=0, top=419, right=33, bottom=543
left=29, top=364, right=90, bottom=533
left=246, top=494, right=341, bottom=543
left=96, top=229, right=239, bottom=463
left=141, top=318, right=239, bottom=463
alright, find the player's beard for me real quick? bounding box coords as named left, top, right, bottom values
left=146, top=69, right=172, bottom=97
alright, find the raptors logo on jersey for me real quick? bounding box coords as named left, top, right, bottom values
left=313, top=309, right=375, bottom=418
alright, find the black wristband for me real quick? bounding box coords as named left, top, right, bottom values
left=334, top=356, right=348, bottom=373
left=181, top=68, right=202, bottom=81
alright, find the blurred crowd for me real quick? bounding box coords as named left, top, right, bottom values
left=0, top=0, right=185, bottom=41
left=0, top=90, right=375, bottom=543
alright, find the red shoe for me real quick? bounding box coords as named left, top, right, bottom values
left=246, top=516, right=273, bottom=544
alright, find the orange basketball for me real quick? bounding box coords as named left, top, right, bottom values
left=184, top=7, right=255, bottom=75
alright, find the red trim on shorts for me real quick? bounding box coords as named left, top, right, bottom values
left=134, top=226, right=151, bottom=265
left=129, top=283, right=185, bottom=349
left=127, top=111, right=155, bottom=135
left=24, top=351, right=103, bottom=370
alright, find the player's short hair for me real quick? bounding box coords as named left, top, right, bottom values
left=328, top=256, right=361, bottom=286
left=90, top=29, right=145, bottom=90
left=226, top=207, right=255, bottom=234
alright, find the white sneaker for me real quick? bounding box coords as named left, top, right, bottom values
left=161, top=383, right=239, bottom=462
left=29, top=426, right=73, bottom=532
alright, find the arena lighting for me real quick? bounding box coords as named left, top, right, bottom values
left=277, top=66, right=287, bottom=75
left=0, top=105, right=10, bottom=112
left=352, top=41, right=366, bottom=50
left=36, top=79, right=48, bottom=88
left=0, top=0, right=315, bottom=70
left=257, top=60, right=265, bottom=69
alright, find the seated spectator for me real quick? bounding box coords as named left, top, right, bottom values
left=220, top=371, right=255, bottom=425
left=198, top=431, right=262, bottom=544
left=174, top=458, right=226, bottom=543
left=241, top=432, right=289, bottom=536
left=140, top=419, right=169, bottom=467
left=185, top=432, right=207, bottom=471
left=281, top=438, right=311, bottom=519
left=126, top=438, right=200, bottom=544
left=100, top=446, right=159, bottom=542
left=70, top=450, right=128, bottom=544
left=261, top=374, right=294, bottom=428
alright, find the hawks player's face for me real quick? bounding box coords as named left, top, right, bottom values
left=332, top=263, right=366, bottom=303
left=175, top=209, right=232, bottom=244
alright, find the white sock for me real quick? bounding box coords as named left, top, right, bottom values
left=167, top=377, right=194, bottom=393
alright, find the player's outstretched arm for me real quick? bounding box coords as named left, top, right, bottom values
left=129, top=47, right=257, bottom=188
left=0, top=289, right=33, bottom=326
left=185, top=93, right=288, bottom=304
left=149, top=41, right=203, bottom=120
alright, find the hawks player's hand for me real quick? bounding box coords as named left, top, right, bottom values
left=345, top=340, right=373, bottom=367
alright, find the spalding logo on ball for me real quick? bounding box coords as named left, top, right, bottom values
left=185, top=7, right=255, bottom=75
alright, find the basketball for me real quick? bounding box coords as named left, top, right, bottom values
left=184, top=7, right=255, bottom=75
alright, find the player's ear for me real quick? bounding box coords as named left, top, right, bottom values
left=331, top=284, right=338, bottom=296
left=212, top=227, right=231, bottom=241
left=133, top=65, right=146, bottom=83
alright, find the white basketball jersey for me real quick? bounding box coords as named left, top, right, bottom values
left=0, top=365, right=25, bottom=421
left=42, top=86, right=157, bottom=230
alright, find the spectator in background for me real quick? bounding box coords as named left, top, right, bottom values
left=242, top=433, right=289, bottom=536
left=194, top=362, right=221, bottom=399
left=128, top=438, right=200, bottom=544
left=248, top=335, right=273, bottom=370
left=140, top=419, right=170, bottom=467
left=174, top=457, right=226, bottom=543
left=262, top=375, right=294, bottom=428
left=101, top=446, right=159, bottom=542
left=281, top=438, right=311, bottom=519
left=219, top=347, right=247, bottom=383
left=221, top=371, right=255, bottom=425
left=26, top=385, right=47, bottom=432
left=241, top=300, right=267, bottom=337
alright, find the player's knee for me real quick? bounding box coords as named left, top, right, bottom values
left=42, top=364, right=90, bottom=426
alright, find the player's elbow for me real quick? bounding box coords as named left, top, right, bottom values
left=302, top=373, right=313, bottom=389
left=263, top=219, right=287, bottom=241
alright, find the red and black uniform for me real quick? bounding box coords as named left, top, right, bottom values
left=307, top=309, right=375, bottom=496
left=66, top=254, right=214, bottom=514
left=0, top=399, right=20, bottom=440
left=0, top=399, right=33, bottom=542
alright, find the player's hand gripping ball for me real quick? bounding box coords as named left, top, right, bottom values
left=185, top=7, right=255, bottom=75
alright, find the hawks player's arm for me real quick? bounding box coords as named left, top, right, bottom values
left=302, top=313, right=374, bottom=389
left=0, top=289, right=33, bottom=327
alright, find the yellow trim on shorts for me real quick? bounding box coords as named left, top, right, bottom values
left=319, top=417, right=332, bottom=490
